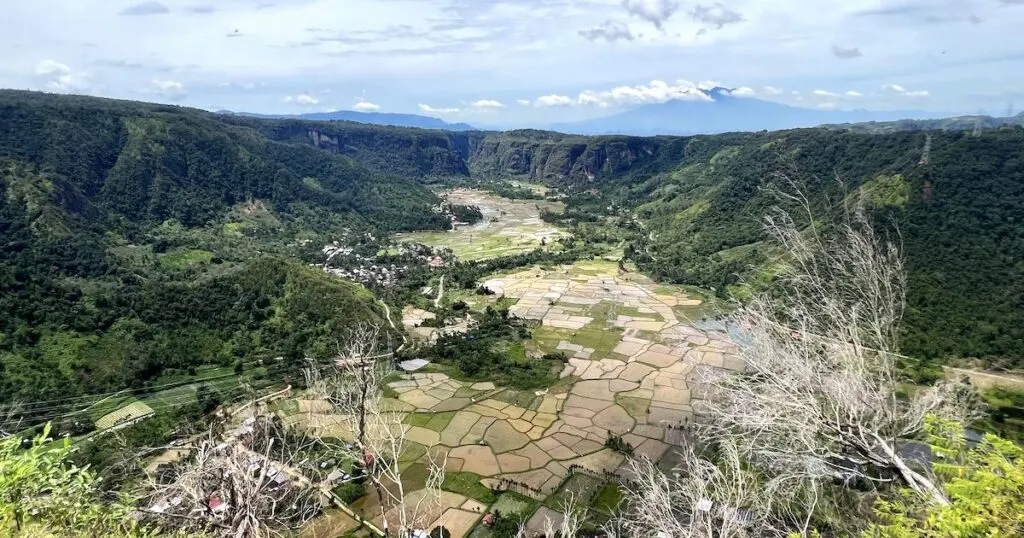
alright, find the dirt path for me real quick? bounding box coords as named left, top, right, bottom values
left=434, top=275, right=445, bottom=308
left=945, top=367, right=1024, bottom=392
left=380, top=301, right=408, bottom=353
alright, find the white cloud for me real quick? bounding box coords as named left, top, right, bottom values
left=690, top=3, right=745, bottom=30
left=579, top=20, right=634, bottom=42
left=831, top=45, right=863, bottom=59
left=588, top=79, right=714, bottom=106
left=883, top=84, right=929, bottom=97
left=845, top=90, right=863, bottom=98
left=728, top=86, right=755, bottom=97
left=34, top=60, right=89, bottom=92
left=534, top=94, right=574, bottom=107
left=151, top=78, right=186, bottom=100
left=621, top=0, right=680, bottom=30
left=576, top=92, right=607, bottom=107
left=353, top=100, right=380, bottom=111
left=469, top=99, right=506, bottom=109
left=697, top=80, right=723, bottom=90
left=813, top=89, right=839, bottom=97
left=284, top=94, right=319, bottom=106
left=516, top=99, right=531, bottom=106
left=762, top=86, right=783, bottom=95
left=418, top=103, right=459, bottom=114
left=818, top=102, right=837, bottom=110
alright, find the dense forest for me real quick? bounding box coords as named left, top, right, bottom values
left=0, top=90, right=447, bottom=404
left=450, top=127, right=1024, bottom=368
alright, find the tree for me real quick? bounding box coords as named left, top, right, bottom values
left=866, top=415, right=1024, bottom=537
left=140, top=415, right=325, bottom=538
left=305, top=324, right=449, bottom=536
left=0, top=424, right=159, bottom=537
left=304, top=323, right=392, bottom=449
left=607, top=440, right=797, bottom=538
left=697, top=191, right=979, bottom=506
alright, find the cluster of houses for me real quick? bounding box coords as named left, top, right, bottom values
left=319, top=241, right=450, bottom=288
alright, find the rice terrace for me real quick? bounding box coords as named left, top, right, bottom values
left=287, top=191, right=743, bottom=538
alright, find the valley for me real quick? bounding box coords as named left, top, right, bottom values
left=395, top=189, right=565, bottom=261
left=285, top=192, right=741, bottom=537
left=1, top=91, right=1023, bottom=538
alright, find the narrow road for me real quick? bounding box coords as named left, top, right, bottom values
left=380, top=300, right=408, bottom=353
left=433, top=275, right=445, bottom=308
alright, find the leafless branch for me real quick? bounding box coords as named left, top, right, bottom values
left=696, top=186, right=978, bottom=506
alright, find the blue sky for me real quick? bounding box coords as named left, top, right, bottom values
left=3, top=0, right=1023, bottom=126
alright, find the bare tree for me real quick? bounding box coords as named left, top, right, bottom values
left=141, top=416, right=324, bottom=538
left=608, top=440, right=792, bottom=538
left=542, top=490, right=586, bottom=537
left=697, top=189, right=978, bottom=506
left=304, top=323, right=392, bottom=448
left=305, top=324, right=451, bottom=536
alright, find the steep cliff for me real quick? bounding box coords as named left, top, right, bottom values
left=221, top=117, right=479, bottom=180
left=466, top=130, right=665, bottom=185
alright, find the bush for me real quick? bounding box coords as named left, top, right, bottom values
left=430, top=526, right=452, bottom=538
left=333, top=481, right=365, bottom=504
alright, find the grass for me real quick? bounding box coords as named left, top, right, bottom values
left=94, top=400, right=155, bottom=430
left=592, top=482, right=624, bottom=514
left=85, top=394, right=140, bottom=422
left=142, top=385, right=197, bottom=414
left=615, top=395, right=650, bottom=417
left=454, top=387, right=485, bottom=398
left=269, top=399, right=300, bottom=416
left=399, top=462, right=431, bottom=491
left=543, top=474, right=603, bottom=510
left=491, top=491, right=537, bottom=516
left=404, top=411, right=457, bottom=432
left=398, top=442, right=428, bottom=468
left=532, top=325, right=624, bottom=361
left=492, top=389, right=541, bottom=410
left=158, top=249, right=214, bottom=270
left=442, top=472, right=499, bottom=504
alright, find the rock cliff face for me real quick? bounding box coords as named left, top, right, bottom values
left=255, top=121, right=670, bottom=186
left=466, top=130, right=664, bottom=185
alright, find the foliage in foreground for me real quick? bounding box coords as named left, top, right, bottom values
left=0, top=425, right=161, bottom=537
left=867, top=416, right=1024, bottom=537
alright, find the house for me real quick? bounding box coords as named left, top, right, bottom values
left=208, top=495, right=228, bottom=514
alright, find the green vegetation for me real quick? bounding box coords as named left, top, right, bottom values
left=403, top=411, right=457, bottom=432
left=441, top=472, right=498, bottom=504
left=859, top=174, right=910, bottom=208
left=865, top=416, right=1024, bottom=537
left=506, top=127, right=1024, bottom=369
left=592, top=482, right=624, bottom=515
left=0, top=425, right=163, bottom=537
left=415, top=306, right=562, bottom=390
left=333, top=482, right=366, bottom=505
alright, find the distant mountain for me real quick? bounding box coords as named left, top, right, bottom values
left=553, top=87, right=938, bottom=135
left=219, top=109, right=476, bottom=131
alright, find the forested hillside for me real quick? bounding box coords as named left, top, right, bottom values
left=222, top=110, right=1024, bottom=367
left=455, top=128, right=1024, bottom=368
left=2, top=90, right=1022, bottom=410
left=0, top=90, right=447, bottom=403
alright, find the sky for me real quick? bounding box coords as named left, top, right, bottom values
left=3, top=0, right=1024, bottom=127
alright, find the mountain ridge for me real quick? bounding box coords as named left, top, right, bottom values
left=219, top=109, right=476, bottom=131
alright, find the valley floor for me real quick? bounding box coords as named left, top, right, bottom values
left=293, top=190, right=742, bottom=537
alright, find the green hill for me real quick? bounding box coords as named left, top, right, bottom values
left=447, top=128, right=1024, bottom=369
left=0, top=90, right=445, bottom=403
left=1, top=90, right=1022, bottom=407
